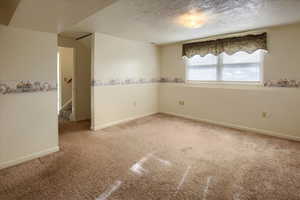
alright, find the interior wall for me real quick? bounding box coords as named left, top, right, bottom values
left=58, top=36, right=91, bottom=121
left=0, top=25, right=58, bottom=169
left=159, top=23, right=300, bottom=139
left=91, top=33, right=160, bottom=130
left=59, top=47, right=74, bottom=107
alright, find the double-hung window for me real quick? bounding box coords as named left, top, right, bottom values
left=186, top=50, right=264, bottom=83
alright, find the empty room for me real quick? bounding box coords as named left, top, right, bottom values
left=1, top=0, right=300, bottom=199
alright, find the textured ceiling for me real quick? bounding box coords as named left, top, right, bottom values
left=9, top=0, right=118, bottom=33
left=66, top=0, right=300, bottom=44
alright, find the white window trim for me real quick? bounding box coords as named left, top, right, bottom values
left=185, top=51, right=265, bottom=85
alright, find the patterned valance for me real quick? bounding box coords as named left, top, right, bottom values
left=182, top=33, right=267, bottom=58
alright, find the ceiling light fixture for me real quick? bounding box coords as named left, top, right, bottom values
left=176, top=9, right=208, bottom=29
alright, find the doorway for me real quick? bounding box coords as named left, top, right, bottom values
left=57, top=34, right=92, bottom=125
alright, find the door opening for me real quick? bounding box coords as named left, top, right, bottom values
left=57, top=33, right=92, bottom=126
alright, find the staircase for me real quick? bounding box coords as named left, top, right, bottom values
left=59, top=99, right=72, bottom=122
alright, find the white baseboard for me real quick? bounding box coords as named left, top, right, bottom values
left=91, top=112, right=158, bottom=131
left=161, top=112, right=300, bottom=142
left=0, top=146, right=59, bottom=170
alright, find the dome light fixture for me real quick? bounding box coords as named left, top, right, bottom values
left=176, top=9, right=209, bottom=29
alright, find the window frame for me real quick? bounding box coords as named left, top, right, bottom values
left=185, top=50, right=265, bottom=85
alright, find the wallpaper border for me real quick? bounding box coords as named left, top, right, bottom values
left=264, top=79, right=300, bottom=88
left=2, top=78, right=296, bottom=95
left=0, top=80, right=57, bottom=95
left=92, top=77, right=300, bottom=88
left=91, top=77, right=185, bottom=86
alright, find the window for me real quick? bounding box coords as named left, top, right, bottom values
left=186, top=50, right=264, bottom=83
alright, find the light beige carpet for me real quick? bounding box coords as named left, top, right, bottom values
left=1, top=114, right=300, bottom=200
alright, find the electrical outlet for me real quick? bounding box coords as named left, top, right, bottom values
left=262, top=112, right=268, bottom=118
left=179, top=100, right=185, bottom=106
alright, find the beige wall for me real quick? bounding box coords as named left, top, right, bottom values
left=91, top=33, right=160, bottom=129
left=59, top=47, right=74, bottom=107
left=0, top=25, right=58, bottom=169
left=264, top=24, right=300, bottom=80
left=58, top=36, right=91, bottom=121
left=159, top=23, right=300, bottom=139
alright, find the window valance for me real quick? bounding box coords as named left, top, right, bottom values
left=182, top=32, right=267, bottom=58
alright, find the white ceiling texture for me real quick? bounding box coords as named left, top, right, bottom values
left=8, top=0, right=300, bottom=44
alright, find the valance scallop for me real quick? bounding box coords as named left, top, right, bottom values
left=182, top=32, right=267, bottom=58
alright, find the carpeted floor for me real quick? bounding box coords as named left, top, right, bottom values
left=1, top=114, right=300, bottom=200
